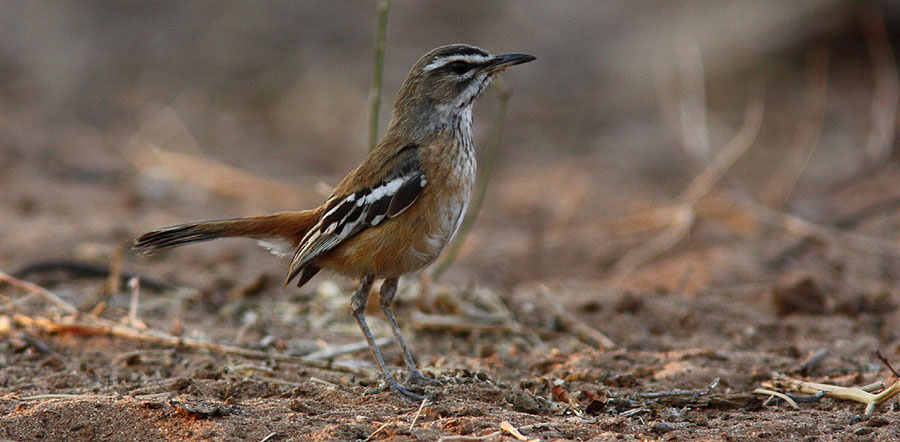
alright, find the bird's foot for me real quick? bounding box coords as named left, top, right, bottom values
left=365, top=376, right=435, bottom=402
left=406, top=370, right=448, bottom=387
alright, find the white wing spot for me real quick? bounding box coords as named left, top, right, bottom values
left=363, top=177, right=404, bottom=204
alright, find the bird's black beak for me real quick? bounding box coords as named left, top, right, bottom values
left=483, top=53, right=536, bottom=73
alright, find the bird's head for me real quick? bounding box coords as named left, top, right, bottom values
left=390, top=44, right=535, bottom=136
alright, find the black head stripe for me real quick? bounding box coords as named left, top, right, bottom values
left=433, top=44, right=489, bottom=59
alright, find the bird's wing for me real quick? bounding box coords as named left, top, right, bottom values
left=285, top=146, right=426, bottom=285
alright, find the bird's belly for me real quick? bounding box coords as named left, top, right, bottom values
left=410, top=195, right=468, bottom=264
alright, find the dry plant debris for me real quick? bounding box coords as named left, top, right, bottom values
left=759, top=373, right=900, bottom=417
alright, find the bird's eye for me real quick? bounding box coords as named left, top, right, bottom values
left=449, top=61, right=470, bottom=74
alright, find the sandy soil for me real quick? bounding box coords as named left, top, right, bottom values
left=3, top=2, right=900, bottom=441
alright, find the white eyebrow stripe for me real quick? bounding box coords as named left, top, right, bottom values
left=423, top=54, right=492, bottom=71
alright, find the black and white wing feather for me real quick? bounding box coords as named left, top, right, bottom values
left=285, top=169, right=427, bottom=285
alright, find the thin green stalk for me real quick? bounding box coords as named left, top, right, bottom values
left=432, top=82, right=512, bottom=280
left=367, top=0, right=390, bottom=152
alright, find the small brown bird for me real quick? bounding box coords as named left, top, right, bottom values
left=135, top=44, right=535, bottom=400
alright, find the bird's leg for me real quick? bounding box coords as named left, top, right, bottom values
left=380, top=278, right=444, bottom=386
left=350, top=275, right=425, bottom=401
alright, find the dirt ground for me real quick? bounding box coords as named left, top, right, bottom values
left=3, top=2, right=900, bottom=441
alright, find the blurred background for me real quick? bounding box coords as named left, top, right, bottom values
left=2, top=0, right=900, bottom=293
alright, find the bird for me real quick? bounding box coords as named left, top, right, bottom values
left=134, top=44, right=535, bottom=400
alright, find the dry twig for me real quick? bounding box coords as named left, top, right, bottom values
left=537, top=286, right=617, bottom=350
left=753, top=388, right=800, bottom=410
left=765, top=373, right=900, bottom=416
left=790, top=348, right=828, bottom=375
left=500, top=421, right=538, bottom=442
left=14, top=260, right=175, bottom=292
left=614, top=94, right=764, bottom=275
left=19, top=394, right=115, bottom=401
left=410, top=312, right=523, bottom=335
left=676, top=93, right=765, bottom=206
left=763, top=48, right=828, bottom=206
left=0, top=292, right=37, bottom=315
left=638, top=377, right=720, bottom=399
left=301, top=337, right=392, bottom=361
left=0, top=271, right=80, bottom=316
left=128, top=143, right=320, bottom=207
left=874, top=350, right=900, bottom=377
left=437, top=422, right=546, bottom=442
left=12, top=314, right=285, bottom=360
left=656, top=31, right=709, bottom=163
left=734, top=194, right=900, bottom=259
left=2, top=273, right=380, bottom=379
left=861, top=6, right=899, bottom=164
left=674, top=31, right=710, bottom=162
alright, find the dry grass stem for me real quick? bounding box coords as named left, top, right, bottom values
left=365, top=421, right=394, bottom=442
left=258, top=432, right=280, bottom=442
left=367, top=0, right=390, bottom=152
left=612, top=206, right=695, bottom=276
left=127, top=276, right=144, bottom=328
left=409, top=397, right=428, bottom=431
left=105, top=242, right=126, bottom=296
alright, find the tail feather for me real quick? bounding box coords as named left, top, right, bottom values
left=134, top=211, right=319, bottom=255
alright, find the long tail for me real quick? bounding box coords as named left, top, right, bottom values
left=134, top=211, right=316, bottom=252
left=134, top=210, right=323, bottom=287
